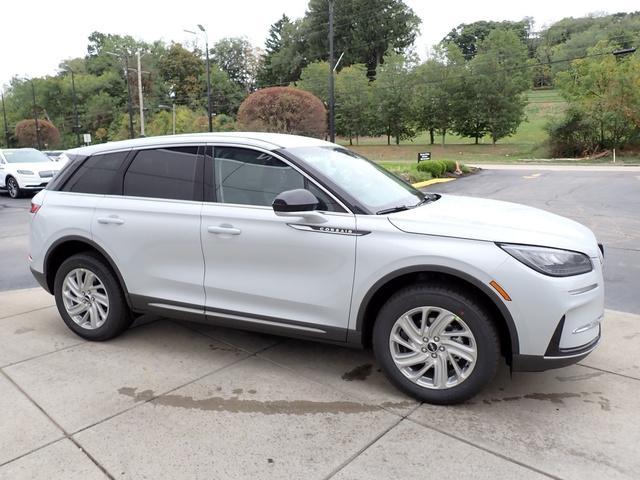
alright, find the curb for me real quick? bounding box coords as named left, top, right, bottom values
left=411, top=178, right=456, bottom=189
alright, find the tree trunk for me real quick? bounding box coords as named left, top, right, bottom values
left=475, top=135, right=479, bottom=145
left=395, top=134, right=400, bottom=145
left=387, top=127, right=391, bottom=146
left=429, top=128, right=434, bottom=145
left=349, top=133, right=353, bottom=146
left=441, top=130, right=446, bottom=147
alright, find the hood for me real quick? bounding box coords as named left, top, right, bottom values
left=388, top=194, right=600, bottom=257
left=9, top=161, right=61, bottom=173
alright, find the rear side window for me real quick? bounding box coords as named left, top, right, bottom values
left=66, top=151, right=129, bottom=194
left=123, top=146, right=200, bottom=201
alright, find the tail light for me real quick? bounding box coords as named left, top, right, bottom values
left=30, top=202, right=41, bottom=214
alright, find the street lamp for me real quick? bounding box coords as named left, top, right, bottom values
left=106, top=51, right=135, bottom=139
left=30, top=80, right=42, bottom=150
left=158, top=104, right=176, bottom=135
left=185, top=25, right=213, bottom=132
left=61, top=65, right=81, bottom=147
left=1, top=90, right=10, bottom=147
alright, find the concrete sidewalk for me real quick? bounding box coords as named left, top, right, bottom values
left=1, top=288, right=639, bottom=479
left=469, top=163, right=640, bottom=172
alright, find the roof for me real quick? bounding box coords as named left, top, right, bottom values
left=67, top=132, right=334, bottom=156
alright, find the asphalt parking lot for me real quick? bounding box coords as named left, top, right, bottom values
left=1, top=166, right=639, bottom=479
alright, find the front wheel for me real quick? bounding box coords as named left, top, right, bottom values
left=54, top=253, right=132, bottom=341
left=6, top=177, right=21, bottom=198
left=373, top=284, right=500, bottom=405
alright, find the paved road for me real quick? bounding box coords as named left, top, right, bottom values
left=0, top=193, right=35, bottom=291
left=2, top=167, right=638, bottom=313
left=427, top=167, right=640, bottom=314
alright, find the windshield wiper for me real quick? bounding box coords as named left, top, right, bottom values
left=376, top=205, right=410, bottom=215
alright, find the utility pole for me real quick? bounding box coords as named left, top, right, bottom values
left=137, top=50, right=145, bottom=136
left=328, top=0, right=336, bottom=143
left=31, top=81, right=42, bottom=150
left=1, top=91, right=10, bottom=147
left=67, top=68, right=81, bottom=147
left=124, top=56, right=135, bottom=139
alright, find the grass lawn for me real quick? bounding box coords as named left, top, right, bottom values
left=338, top=89, right=640, bottom=165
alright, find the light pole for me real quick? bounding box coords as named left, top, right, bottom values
left=185, top=25, right=213, bottom=132
left=62, top=65, right=81, bottom=147
left=30, top=80, right=42, bottom=150
left=1, top=91, right=10, bottom=147
left=158, top=104, right=176, bottom=135
left=136, top=50, right=148, bottom=137
left=107, top=51, right=135, bottom=139
left=327, top=0, right=336, bottom=143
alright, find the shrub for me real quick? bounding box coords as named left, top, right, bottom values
left=15, top=119, right=60, bottom=148
left=237, top=86, right=326, bottom=138
left=442, top=160, right=457, bottom=173
left=417, top=160, right=446, bottom=177
left=546, top=109, right=599, bottom=157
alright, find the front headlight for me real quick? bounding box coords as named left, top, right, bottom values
left=498, top=243, right=592, bottom=277
left=17, top=169, right=34, bottom=175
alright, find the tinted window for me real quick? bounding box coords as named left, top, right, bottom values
left=124, top=147, right=199, bottom=201
left=67, top=151, right=129, bottom=194
left=211, top=147, right=341, bottom=211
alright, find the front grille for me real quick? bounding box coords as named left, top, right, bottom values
left=39, top=170, right=55, bottom=178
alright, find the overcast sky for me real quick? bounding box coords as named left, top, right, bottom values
left=1, top=0, right=638, bottom=88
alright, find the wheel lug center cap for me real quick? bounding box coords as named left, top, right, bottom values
left=426, top=342, right=438, bottom=353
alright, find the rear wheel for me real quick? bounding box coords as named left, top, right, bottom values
left=373, top=283, right=500, bottom=405
left=54, top=253, right=132, bottom=341
left=6, top=177, right=21, bottom=198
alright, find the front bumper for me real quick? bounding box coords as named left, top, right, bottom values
left=512, top=320, right=601, bottom=371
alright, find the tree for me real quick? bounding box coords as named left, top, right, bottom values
left=15, top=119, right=60, bottom=148
left=370, top=53, right=415, bottom=145
left=257, top=15, right=307, bottom=87
left=211, top=37, right=260, bottom=91
left=555, top=43, right=640, bottom=151
left=304, top=0, right=420, bottom=79
left=237, top=87, right=326, bottom=138
left=296, top=61, right=330, bottom=104
left=441, top=19, right=532, bottom=61
left=413, top=46, right=464, bottom=146
left=158, top=43, right=205, bottom=106
left=335, top=64, right=371, bottom=144
left=470, top=29, right=530, bottom=144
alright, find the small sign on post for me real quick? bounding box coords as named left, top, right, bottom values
left=417, top=152, right=431, bottom=163
left=83, top=133, right=92, bottom=145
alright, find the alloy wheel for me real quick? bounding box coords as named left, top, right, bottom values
left=389, top=306, right=477, bottom=389
left=61, top=268, right=110, bottom=329
left=7, top=178, right=18, bottom=198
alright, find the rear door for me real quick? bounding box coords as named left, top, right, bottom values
left=91, top=145, right=205, bottom=313
left=200, top=145, right=357, bottom=340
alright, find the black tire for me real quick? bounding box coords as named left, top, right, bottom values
left=373, top=283, right=500, bottom=405
left=54, top=252, right=132, bottom=341
left=6, top=176, right=21, bottom=199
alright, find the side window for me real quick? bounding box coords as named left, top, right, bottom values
left=67, top=151, right=129, bottom=194
left=123, top=146, right=199, bottom=201
left=210, top=147, right=342, bottom=211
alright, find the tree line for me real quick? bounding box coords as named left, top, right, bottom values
left=1, top=2, right=639, bottom=156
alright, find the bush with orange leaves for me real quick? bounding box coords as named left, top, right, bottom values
left=237, top=86, right=326, bottom=138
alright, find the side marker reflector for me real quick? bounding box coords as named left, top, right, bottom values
left=490, top=280, right=512, bottom=301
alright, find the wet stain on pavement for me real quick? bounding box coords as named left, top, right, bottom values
left=482, top=391, right=611, bottom=409
left=623, top=332, right=640, bottom=340
left=341, top=364, right=373, bottom=381
left=14, top=327, right=35, bottom=335
left=555, top=372, right=604, bottom=382
left=118, top=386, right=411, bottom=415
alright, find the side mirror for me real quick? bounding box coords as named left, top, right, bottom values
left=272, top=189, right=319, bottom=213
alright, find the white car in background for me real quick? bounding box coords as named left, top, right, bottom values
left=0, top=148, right=63, bottom=198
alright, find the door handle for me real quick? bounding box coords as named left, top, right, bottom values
left=97, top=216, right=125, bottom=225
left=208, top=224, right=241, bottom=235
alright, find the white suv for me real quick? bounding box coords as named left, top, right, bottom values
left=29, top=133, right=604, bottom=404
left=0, top=148, right=63, bottom=198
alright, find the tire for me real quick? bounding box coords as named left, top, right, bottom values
left=373, top=283, right=500, bottom=405
left=54, top=252, right=132, bottom=341
left=6, top=176, right=21, bottom=199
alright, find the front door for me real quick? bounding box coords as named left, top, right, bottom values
left=200, top=145, right=357, bottom=340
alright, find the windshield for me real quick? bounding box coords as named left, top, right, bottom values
left=284, top=146, right=424, bottom=213
left=3, top=149, right=50, bottom=164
